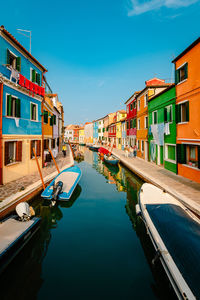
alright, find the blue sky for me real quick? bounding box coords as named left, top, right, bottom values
left=1, top=0, right=200, bottom=124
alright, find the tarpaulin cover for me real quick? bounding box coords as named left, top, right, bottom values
left=146, top=204, right=200, bottom=298
left=98, top=147, right=109, bottom=155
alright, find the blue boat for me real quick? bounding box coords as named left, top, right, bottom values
left=104, top=154, right=119, bottom=166
left=89, top=145, right=100, bottom=151
left=41, top=165, right=82, bottom=201
left=0, top=204, right=41, bottom=274
left=137, top=183, right=200, bottom=300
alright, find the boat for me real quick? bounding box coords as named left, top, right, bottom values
left=98, top=147, right=110, bottom=155
left=104, top=154, right=119, bottom=165
left=79, top=143, right=86, bottom=146
left=89, top=145, right=100, bottom=151
left=41, top=165, right=82, bottom=201
left=137, top=183, right=200, bottom=300
left=0, top=202, right=41, bottom=274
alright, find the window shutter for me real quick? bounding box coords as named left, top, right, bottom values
left=177, top=144, right=186, bottom=164
left=44, top=110, right=48, bottom=123
left=36, top=73, right=40, bottom=85
left=7, top=49, right=10, bottom=65
left=30, top=140, right=34, bottom=159
left=32, top=69, right=36, bottom=82
left=7, top=95, right=12, bottom=116
left=186, top=101, right=189, bottom=122
left=175, top=104, right=181, bottom=123
left=198, top=146, right=200, bottom=169
left=37, top=140, right=41, bottom=156
left=184, top=63, right=188, bottom=79
left=16, top=57, right=21, bottom=72
left=16, top=141, right=22, bottom=162
left=175, top=69, right=179, bottom=84
left=31, top=103, right=33, bottom=120
left=164, top=107, right=167, bottom=122
left=15, top=98, right=21, bottom=118
left=4, top=142, right=9, bottom=165
left=54, top=115, right=56, bottom=125
left=50, top=116, right=53, bottom=126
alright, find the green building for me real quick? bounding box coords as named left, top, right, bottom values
left=148, top=85, right=177, bottom=173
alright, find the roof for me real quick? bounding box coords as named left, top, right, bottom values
left=0, top=25, right=47, bottom=72
left=65, top=124, right=80, bottom=130
left=172, top=37, right=200, bottom=63
left=148, top=84, right=175, bottom=102
left=124, top=91, right=140, bottom=104
left=117, top=109, right=126, bottom=114
left=136, top=83, right=172, bottom=99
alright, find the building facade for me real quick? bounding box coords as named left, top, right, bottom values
left=84, top=122, right=93, bottom=144
left=125, top=92, right=139, bottom=147
left=0, top=26, right=46, bottom=184
left=93, top=120, right=98, bottom=143
left=173, top=38, right=200, bottom=183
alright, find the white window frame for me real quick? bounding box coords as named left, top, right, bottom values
left=152, top=110, right=158, bottom=125
left=176, top=62, right=188, bottom=85
left=137, top=119, right=140, bottom=130
left=144, top=94, right=148, bottom=107
left=30, top=102, right=38, bottom=121
left=165, top=104, right=173, bottom=124
left=6, top=141, right=17, bottom=165
left=6, top=93, right=18, bottom=118
left=164, top=143, right=176, bottom=164
left=7, top=49, right=17, bottom=70
left=137, top=99, right=140, bottom=111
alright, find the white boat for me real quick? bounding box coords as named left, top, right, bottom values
left=137, top=183, right=200, bottom=300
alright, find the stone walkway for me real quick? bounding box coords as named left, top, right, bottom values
left=0, top=148, right=71, bottom=202
left=108, top=147, right=200, bottom=216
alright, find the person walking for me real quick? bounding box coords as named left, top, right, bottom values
left=62, top=144, right=67, bottom=157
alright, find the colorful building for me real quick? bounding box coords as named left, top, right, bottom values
left=43, top=95, right=54, bottom=155
left=136, top=78, right=171, bottom=161
left=97, top=117, right=104, bottom=141
left=93, top=120, right=98, bottom=143
left=103, top=113, right=115, bottom=144
left=148, top=85, right=177, bottom=173
left=116, top=110, right=126, bottom=150
left=121, top=119, right=126, bottom=149
left=172, top=38, right=200, bottom=183
left=64, top=124, right=79, bottom=143
left=84, top=122, right=93, bottom=144
left=125, top=92, right=139, bottom=147
left=108, top=113, right=117, bottom=147
left=79, top=127, right=85, bottom=144
left=0, top=26, right=46, bottom=184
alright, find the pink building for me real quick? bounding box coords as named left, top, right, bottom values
left=124, top=91, right=139, bottom=146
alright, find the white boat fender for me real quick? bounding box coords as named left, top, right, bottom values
left=135, top=204, right=141, bottom=216
left=16, top=202, right=31, bottom=221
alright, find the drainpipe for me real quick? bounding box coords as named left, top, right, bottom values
left=0, top=82, right=3, bottom=185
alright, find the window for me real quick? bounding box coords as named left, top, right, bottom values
left=52, top=139, right=56, bottom=149
left=145, top=94, right=148, bottom=106
left=142, top=141, right=144, bottom=151
left=175, top=63, right=188, bottom=84
left=30, top=103, right=38, bottom=121
left=127, top=121, right=129, bottom=130
left=7, top=49, right=21, bottom=71
left=164, top=105, right=172, bottom=123
left=152, top=111, right=157, bottom=124
left=44, top=139, right=49, bottom=150
left=127, top=106, right=129, bottom=114
left=165, top=144, right=176, bottom=162
left=176, top=101, right=189, bottom=123
left=5, top=141, right=22, bottom=165
left=187, top=145, right=198, bottom=168
left=133, top=118, right=136, bottom=128
left=30, top=140, right=41, bottom=158
left=6, top=95, right=21, bottom=118
left=31, top=69, right=41, bottom=85
left=133, top=102, right=136, bottom=109
left=137, top=140, right=140, bottom=151
left=130, top=103, right=133, bottom=111
left=119, top=138, right=121, bottom=145
left=43, top=110, right=48, bottom=124
left=138, top=99, right=140, bottom=110
left=138, top=119, right=140, bottom=129
left=145, top=116, right=148, bottom=129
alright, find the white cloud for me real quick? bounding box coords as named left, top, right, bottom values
left=128, top=0, right=199, bottom=16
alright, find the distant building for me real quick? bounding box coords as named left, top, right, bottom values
left=125, top=92, right=139, bottom=147
left=93, top=120, right=98, bottom=143
left=84, top=122, right=93, bottom=144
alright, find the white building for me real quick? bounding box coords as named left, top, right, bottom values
left=97, top=118, right=104, bottom=141
left=64, top=124, right=74, bottom=141
left=84, top=122, right=93, bottom=144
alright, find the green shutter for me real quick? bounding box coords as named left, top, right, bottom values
left=176, top=104, right=181, bottom=123
left=7, top=95, right=12, bottom=116
left=16, top=57, right=21, bottom=72
left=54, top=115, right=56, bottom=125
left=7, top=49, right=10, bottom=65
left=175, top=69, right=179, bottom=84
left=177, top=144, right=186, bottom=164
left=167, top=107, right=171, bottom=122
left=164, top=107, right=167, bottom=122
left=31, top=103, right=33, bottom=120
left=32, top=69, right=36, bottom=82
left=184, top=63, right=188, bottom=79
left=15, top=98, right=21, bottom=118
left=50, top=116, right=53, bottom=126
left=186, top=101, right=189, bottom=122
left=36, top=73, right=40, bottom=85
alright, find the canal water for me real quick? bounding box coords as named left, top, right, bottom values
left=1, top=147, right=176, bottom=300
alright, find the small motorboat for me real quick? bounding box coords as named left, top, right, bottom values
left=0, top=202, right=41, bottom=274
left=98, top=147, right=110, bottom=155
left=89, top=145, right=100, bottom=151
left=104, top=154, right=119, bottom=165
left=137, top=183, right=200, bottom=300
left=41, top=165, right=82, bottom=201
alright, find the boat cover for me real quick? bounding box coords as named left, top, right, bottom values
left=146, top=204, right=200, bottom=298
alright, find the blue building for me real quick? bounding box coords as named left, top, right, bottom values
left=93, top=120, right=98, bottom=143
left=0, top=26, right=47, bottom=184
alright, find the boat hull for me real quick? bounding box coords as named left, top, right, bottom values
left=89, top=146, right=100, bottom=151
left=104, top=155, right=119, bottom=165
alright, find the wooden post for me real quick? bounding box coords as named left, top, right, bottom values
left=48, top=147, right=60, bottom=174
left=68, top=139, right=74, bottom=159
left=33, top=147, right=45, bottom=190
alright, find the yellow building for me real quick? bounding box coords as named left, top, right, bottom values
left=79, top=127, right=85, bottom=144
left=116, top=110, right=126, bottom=149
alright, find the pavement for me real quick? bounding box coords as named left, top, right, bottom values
left=0, top=146, right=74, bottom=215
left=108, top=147, right=200, bottom=216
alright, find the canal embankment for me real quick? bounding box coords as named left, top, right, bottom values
left=106, top=147, right=200, bottom=217
left=0, top=145, right=74, bottom=218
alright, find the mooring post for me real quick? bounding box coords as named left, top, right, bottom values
left=48, top=147, right=60, bottom=174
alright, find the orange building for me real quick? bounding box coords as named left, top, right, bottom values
left=172, top=38, right=200, bottom=183
left=42, top=96, right=54, bottom=165
left=136, top=78, right=171, bottom=160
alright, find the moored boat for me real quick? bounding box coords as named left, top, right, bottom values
left=41, top=165, right=82, bottom=201
left=0, top=202, right=41, bottom=274
left=104, top=154, right=119, bottom=165
left=137, top=183, right=200, bottom=300
left=89, top=145, right=100, bottom=151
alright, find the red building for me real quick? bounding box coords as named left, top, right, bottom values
left=108, top=113, right=117, bottom=147
left=73, top=125, right=80, bottom=143
left=125, top=91, right=139, bottom=146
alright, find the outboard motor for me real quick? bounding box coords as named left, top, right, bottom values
left=16, top=202, right=32, bottom=221
left=52, top=181, right=63, bottom=200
